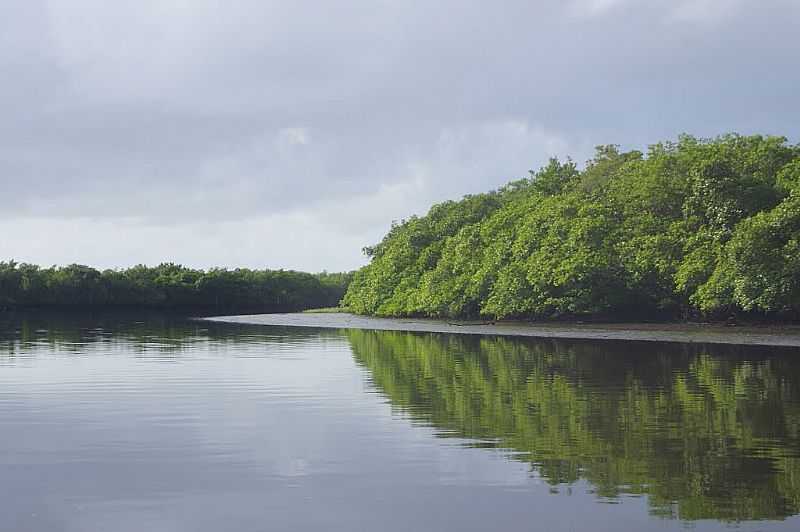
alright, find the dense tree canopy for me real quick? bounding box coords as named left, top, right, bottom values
left=344, top=134, right=800, bottom=320
left=0, top=262, right=351, bottom=313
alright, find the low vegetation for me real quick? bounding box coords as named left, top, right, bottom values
left=0, top=262, right=352, bottom=313
left=302, top=306, right=351, bottom=313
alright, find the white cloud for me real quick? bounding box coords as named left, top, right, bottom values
left=569, top=0, right=630, bottom=17
left=569, top=0, right=754, bottom=24
left=0, top=119, right=577, bottom=271
left=0, top=214, right=367, bottom=272
left=1, top=0, right=798, bottom=270
left=277, top=127, right=311, bottom=147
left=667, top=0, right=747, bottom=23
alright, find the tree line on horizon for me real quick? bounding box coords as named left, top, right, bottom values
left=343, top=134, right=800, bottom=321
left=0, top=262, right=352, bottom=313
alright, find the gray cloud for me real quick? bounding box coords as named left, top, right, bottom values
left=1, top=0, right=798, bottom=270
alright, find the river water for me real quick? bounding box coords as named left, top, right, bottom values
left=1, top=312, right=799, bottom=531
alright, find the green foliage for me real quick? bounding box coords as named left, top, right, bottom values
left=698, top=192, right=800, bottom=312
left=345, top=134, right=800, bottom=319
left=348, top=329, right=800, bottom=520
left=0, top=262, right=352, bottom=312
left=345, top=191, right=508, bottom=315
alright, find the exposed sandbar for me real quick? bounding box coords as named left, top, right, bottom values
left=203, top=312, right=800, bottom=347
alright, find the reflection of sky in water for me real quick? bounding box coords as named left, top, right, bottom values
left=0, top=316, right=798, bottom=531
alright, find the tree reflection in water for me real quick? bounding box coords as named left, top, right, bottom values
left=347, top=330, right=800, bottom=521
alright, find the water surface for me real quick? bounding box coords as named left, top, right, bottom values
left=1, top=312, right=799, bottom=531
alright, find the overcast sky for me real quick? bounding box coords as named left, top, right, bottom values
left=1, top=0, right=799, bottom=272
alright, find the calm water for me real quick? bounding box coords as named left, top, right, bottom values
left=1, top=313, right=800, bottom=531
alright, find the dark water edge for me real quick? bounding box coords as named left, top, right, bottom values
left=205, top=312, right=800, bottom=347
left=3, top=310, right=800, bottom=531
left=0, top=304, right=307, bottom=317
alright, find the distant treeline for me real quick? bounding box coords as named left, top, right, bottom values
left=343, top=134, right=800, bottom=320
left=0, top=262, right=352, bottom=313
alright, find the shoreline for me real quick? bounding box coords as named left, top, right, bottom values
left=202, top=312, right=800, bottom=347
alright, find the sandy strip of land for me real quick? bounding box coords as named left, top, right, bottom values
left=202, top=312, right=800, bottom=347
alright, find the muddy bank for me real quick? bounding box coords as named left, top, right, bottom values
left=202, top=312, right=800, bottom=347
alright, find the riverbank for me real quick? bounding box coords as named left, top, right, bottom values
left=203, top=312, right=800, bottom=347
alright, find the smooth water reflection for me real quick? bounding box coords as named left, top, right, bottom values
left=1, top=313, right=799, bottom=531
